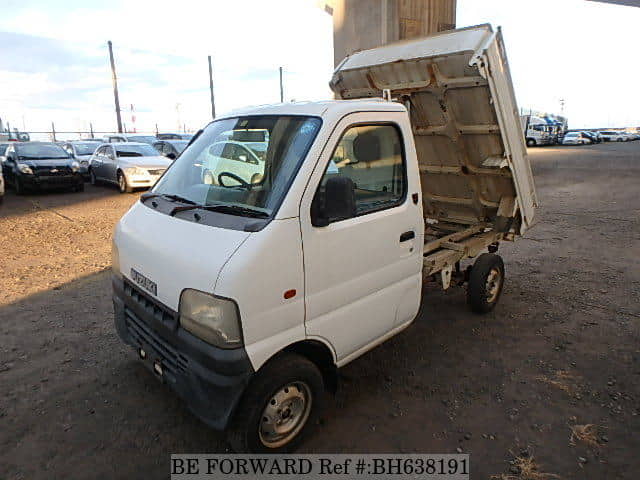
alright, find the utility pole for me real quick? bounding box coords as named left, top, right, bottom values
left=279, top=66, right=284, bottom=103
left=90, top=122, right=94, bottom=138
left=208, top=55, right=216, bottom=120
left=51, top=122, right=56, bottom=142
left=108, top=40, right=123, bottom=133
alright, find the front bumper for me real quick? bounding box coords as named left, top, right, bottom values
left=22, top=173, right=83, bottom=189
left=112, top=275, right=254, bottom=430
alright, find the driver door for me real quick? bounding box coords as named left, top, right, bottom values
left=299, top=112, right=424, bottom=364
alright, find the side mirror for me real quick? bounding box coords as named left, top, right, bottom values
left=311, top=176, right=356, bottom=227
left=238, top=155, right=247, bottom=162
left=166, top=152, right=176, bottom=160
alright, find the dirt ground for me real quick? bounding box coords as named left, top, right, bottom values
left=1, top=142, right=639, bottom=479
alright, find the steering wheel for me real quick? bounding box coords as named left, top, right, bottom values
left=218, top=171, right=251, bottom=188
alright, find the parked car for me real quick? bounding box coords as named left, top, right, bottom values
left=153, top=140, right=189, bottom=160
left=1, top=142, right=84, bottom=194
left=61, top=141, right=100, bottom=176
left=562, top=132, right=592, bottom=145
left=202, top=140, right=265, bottom=186
left=102, top=134, right=158, bottom=145
left=157, top=133, right=193, bottom=140
left=89, top=142, right=172, bottom=193
left=584, top=131, right=602, bottom=143
left=599, top=131, right=626, bottom=142
left=0, top=142, right=10, bottom=163
left=0, top=162, right=4, bottom=203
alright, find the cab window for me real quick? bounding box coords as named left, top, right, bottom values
left=313, top=124, right=406, bottom=223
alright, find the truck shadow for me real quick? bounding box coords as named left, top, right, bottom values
left=0, top=270, right=227, bottom=480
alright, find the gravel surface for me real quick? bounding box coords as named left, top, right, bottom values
left=1, top=142, right=639, bottom=479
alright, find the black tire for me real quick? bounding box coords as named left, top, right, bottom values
left=526, top=138, right=536, bottom=147
left=467, top=253, right=505, bottom=314
left=117, top=171, right=133, bottom=193
left=14, top=177, right=25, bottom=195
left=89, top=168, right=98, bottom=185
left=227, top=353, right=324, bottom=453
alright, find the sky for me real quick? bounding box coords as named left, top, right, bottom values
left=0, top=0, right=638, bottom=137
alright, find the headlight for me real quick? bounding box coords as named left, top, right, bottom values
left=127, top=166, right=147, bottom=176
left=179, top=289, right=242, bottom=348
left=71, top=161, right=80, bottom=172
left=17, top=163, right=33, bottom=175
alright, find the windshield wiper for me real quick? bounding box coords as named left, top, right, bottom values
left=141, top=193, right=197, bottom=205
left=169, top=203, right=269, bottom=218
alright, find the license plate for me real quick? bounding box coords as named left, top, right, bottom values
left=130, top=268, right=157, bottom=296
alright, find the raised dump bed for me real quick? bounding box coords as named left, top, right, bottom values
left=331, top=24, right=538, bottom=287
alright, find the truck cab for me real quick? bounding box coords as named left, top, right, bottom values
left=521, top=115, right=553, bottom=147
left=112, top=24, right=536, bottom=453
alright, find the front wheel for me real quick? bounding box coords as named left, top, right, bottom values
left=14, top=177, right=25, bottom=195
left=89, top=168, right=98, bottom=185
left=526, top=138, right=536, bottom=147
left=227, top=353, right=324, bottom=453
left=467, top=253, right=505, bottom=314
left=117, top=171, right=133, bottom=193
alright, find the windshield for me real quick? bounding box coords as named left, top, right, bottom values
left=116, top=144, right=159, bottom=157
left=152, top=115, right=322, bottom=216
left=127, top=136, right=157, bottom=145
left=17, top=143, right=70, bottom=160
left=73, top=143, right=98, bottom=155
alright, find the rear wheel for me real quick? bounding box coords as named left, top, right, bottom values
left=117, top=171, right=133, bottom=193
left=467, top=253, right=505, bottom=314
left=227, top=353, right=324, bottom=453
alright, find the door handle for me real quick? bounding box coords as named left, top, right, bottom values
left=399, top=231, right=415, bottom=242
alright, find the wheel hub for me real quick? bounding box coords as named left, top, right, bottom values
left=485, top=268, right=502, bottom=303
left=259, top=382, right=311, bottom=448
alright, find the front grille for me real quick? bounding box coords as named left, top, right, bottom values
left=123, top=280, right=188, bottom=374
left=125, top=308, right=189, bottom=374
left=34, top=166, right=72, bottom=176
left=123, top=280, right=176, bottom=328
left=147, top=169, right=165, bottom=176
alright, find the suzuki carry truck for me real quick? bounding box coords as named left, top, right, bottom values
left=112, top=25, right=537, bottom=452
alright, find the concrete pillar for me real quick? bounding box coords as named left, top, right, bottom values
left=331, top=0, right=456, bottom=66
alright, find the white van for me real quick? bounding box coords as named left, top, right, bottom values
left=112, top=25, right=537, bottom=452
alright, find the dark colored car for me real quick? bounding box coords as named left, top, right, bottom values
left=581, top=131, right=600, bottom=144
left=2, top=142, right=84, bottom=194
left=152, top=139, right=189, bottom=160
left=157, top=133, right=193, bottom=140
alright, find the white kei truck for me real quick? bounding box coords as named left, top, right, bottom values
left=112, top=24, right=537, bottom=452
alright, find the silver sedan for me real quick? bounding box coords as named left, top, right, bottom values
left=88, top=142, right=172, bottom=193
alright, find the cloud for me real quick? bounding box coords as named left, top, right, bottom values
left=0, top=0, right=334, bottom=133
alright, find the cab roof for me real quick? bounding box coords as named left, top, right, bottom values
left=217, top=99, right=406, bottom=120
